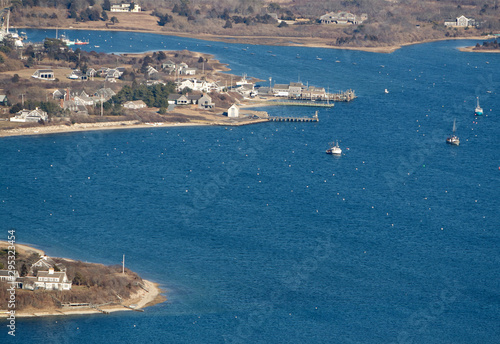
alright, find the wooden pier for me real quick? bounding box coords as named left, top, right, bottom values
left=269, top=111, right=319, bottom=122
left=270, top=101, right=334, bottom=108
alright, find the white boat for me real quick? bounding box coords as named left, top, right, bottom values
left=446, top=119, right=459, bottom=146
left=385, top=89, right=389, bottom=94
left=326, top=141, right=342, bottom=155
left=474, top=97, right=483, bottom=116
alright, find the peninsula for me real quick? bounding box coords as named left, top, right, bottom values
left=0, top=241, right=164, bottom=317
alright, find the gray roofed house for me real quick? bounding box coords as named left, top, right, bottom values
left=62, top=100, right=89, bottom=115
left=10, top=108, right=49, bottom=122
left=123, top=100, right=147, bottom=109
left=95, top=88, right=116, bottom=101
left=31, top=255, right=67, bottom=274
left=162, top=60, right=176, bottom=69
left=0, top=270, right=19, bottom=282
left=187, top=94, right=202, bottom=104
left=198, top=94, right=214, bottom=109
left=35, top=268, right=72, bottom=290
left=168, top=94, right=189, bottom=105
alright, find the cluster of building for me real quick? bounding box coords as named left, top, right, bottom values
left=110, top=3, right=141, bottom=13
left=320, top=11, right=367, bottom=25
left=0, top=255, right=72, bottom=291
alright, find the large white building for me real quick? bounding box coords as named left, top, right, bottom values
left=10, top=108, right=48, bottom=122
left=110, top=3, right=141, bottom=12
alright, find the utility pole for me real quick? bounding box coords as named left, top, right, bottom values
left=21, top=94, right=25, bottom=106
left=100, top=94, right=103, bottom=116
left=122, top=254, right=125, bottom=274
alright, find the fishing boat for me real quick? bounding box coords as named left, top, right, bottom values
left=75, top=39, right=89, bottom=45
left=59, top=34, right=75, bottom=46
left=446, top=119, right=460, bottom=146
left=474, top=97, right=483, bottom=116
left=326, top=141, right=342, bottom=155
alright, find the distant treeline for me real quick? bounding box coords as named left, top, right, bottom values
left=474, top=39, right=500, bottom=50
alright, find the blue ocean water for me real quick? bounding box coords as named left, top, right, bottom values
left=1, top=31, right=499, bottom=343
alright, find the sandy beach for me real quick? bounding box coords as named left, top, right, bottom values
left=0, top=279, right=165, bottom=318
left=0, top=117, right=270, bottom=138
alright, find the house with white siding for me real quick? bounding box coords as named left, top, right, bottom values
left=10, top=108, right=48, bottom=122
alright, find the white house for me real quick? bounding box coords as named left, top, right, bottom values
left=34, top=268, right=72, bottom=291
left=227, top=104, right=239, bottom=118
left=10, top=108, right=48, bottom=122
left=180, top=67, right=197, bottom=76
left=444, top=15, right=475, bottom=27
left=320, top=11, right=366, bottom=25
left=110, top=3, right=141, bottom=12
left=177, top=79, right=210, bottom=92
left=123, top=100, right=147, bottom=109
left=0, top=270, right=19, bottom=282
left=32, top=69, right=55, bottom=80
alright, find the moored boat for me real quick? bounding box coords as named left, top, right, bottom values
left=446, top=119, right=460, bottom=146
left=75, top=39, right=89, bottom=45
left=326, top=141, right=342, bottom=155
left=475, top=97, right=483, bottom=116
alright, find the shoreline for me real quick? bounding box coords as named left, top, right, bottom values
left=458, top=46, right=500, bottom=53
left=28, top=25, right=495, bottom=54
left=0, top=241, right=165, bottom=318
left=0, top=118, right=270, bottom=138
left=0, top=280, right=165, bottom=318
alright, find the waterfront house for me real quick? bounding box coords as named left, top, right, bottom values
left=227, top=104, right=239, bottom=118
left=62, top=100, right=89, bottom=115
left=123, top=100, right=147, bottom=109
left=273, top=84, right=290, bottom=97
left=10, top=108, right=48, bottom=122
left=288, top=82, right=304, bottom=98
left=73, top=91, right=94, bottom=106
left=198, top=94, right=214, bottom=109
left=34, top=268, right=72, bottom=291
left=32, top=69, right=55, bottom=80
left=31, top=255, right=67, bottom=274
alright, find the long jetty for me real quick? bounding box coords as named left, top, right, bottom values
left=270, top=100, right=334, bottom=107
left=269, top=111, right=319, bottom=122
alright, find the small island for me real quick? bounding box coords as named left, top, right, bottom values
left=0, top=241, right=164, bottom=317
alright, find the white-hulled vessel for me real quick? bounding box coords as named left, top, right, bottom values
left=326, top=141, right=342, bottom=155
left=446, top=119, right=460, bottom=146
